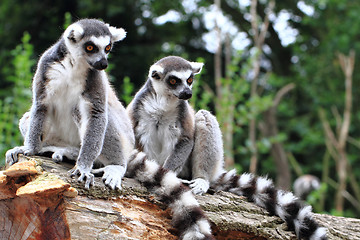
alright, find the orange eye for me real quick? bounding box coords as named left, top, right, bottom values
left=187, top=77, right=193, bottom=84
left=105, top=44, right=111, bottom=52
left=169, top=79, right=177, bottom=85
left=86, top=45, right=94, bottom=52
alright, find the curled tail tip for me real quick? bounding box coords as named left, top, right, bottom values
left=179, top=218, right=214, bottom=240
left=172, top=194, right=214, bottom=240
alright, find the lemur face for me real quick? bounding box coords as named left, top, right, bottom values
left=63, top=19, right=126, bottom=70
left=149, top=56, right=204, bottom=100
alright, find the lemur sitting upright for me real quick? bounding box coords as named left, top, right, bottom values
left=5, top=20, right=214, bottom=240
left=127, top=56, right=327, bottom=240
left=6, top=19, right=134, bottom=190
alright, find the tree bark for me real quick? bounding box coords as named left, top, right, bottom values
left=259, top=83, right=295, bottom=190
left=1, top=155, right=359, bottom=240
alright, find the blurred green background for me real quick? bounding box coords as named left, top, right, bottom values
left=1, top=0, right=360, bottom=218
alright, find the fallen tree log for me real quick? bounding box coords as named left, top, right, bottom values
left=0, top=155, right=359, bottom=239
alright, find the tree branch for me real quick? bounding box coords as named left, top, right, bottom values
left=272, top=83, right=295, bottom=108
left=337, top=50, right=355, bottom=149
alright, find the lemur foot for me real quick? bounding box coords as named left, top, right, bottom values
left=52, top=152, right=64, bottom=163
left=69, top=166, right=94, bottom=189
left=40, top=146, right=79, bottom=163
left=189, top=178, right=210, bottom=195
left=92, top=165, right=126, bottom=190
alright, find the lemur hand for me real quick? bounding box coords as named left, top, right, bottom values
left=189, top=178, right=210, bottom=195
left=5, top=146, right=38, bottom=166
left=92, top=165, right=126, bottom=190
left=69, top=165, right=94, bottom=189
left=5, top=146, right=26, bottom=165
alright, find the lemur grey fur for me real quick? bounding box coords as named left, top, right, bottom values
left=5, top=19, right=134, bottom=190
left=5, top=20, right=214, bottom=240
left=127, top=56, right=327, bottom=240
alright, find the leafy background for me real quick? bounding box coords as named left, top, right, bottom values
left=1, top=0, right=360, bottom=218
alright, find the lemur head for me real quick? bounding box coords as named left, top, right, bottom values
left=63, top=19, right=126, bottom=70
left=148, top=56, right=204, bottom=100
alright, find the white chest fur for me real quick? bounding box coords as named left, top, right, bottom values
left=42, top=58, right=88, bottom=146
left=136, top=95, right=182, bottom=165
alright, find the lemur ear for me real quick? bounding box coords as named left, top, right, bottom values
left=190, top=62, right=204, bottom=75
left=107, top=25, right=127, bottom=42
left=64, top=23, right=84, bottom=43
left=149, top=65, right=164, bottom=80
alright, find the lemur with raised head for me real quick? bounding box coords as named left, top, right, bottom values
left=5, top=19, right=133, bottom=190
left=5, top=20, right=214, bottom=240
left=127, top=56, right=327, bottom=240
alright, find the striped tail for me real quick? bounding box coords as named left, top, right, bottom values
left=127, top=150, right=215, bottom=240
left=211, top=170, right=327, bottom=240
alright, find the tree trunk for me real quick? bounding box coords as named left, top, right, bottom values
left=259, top=83, right=295, bottom=190
left=222, top=34, right=235, bottom=168
left=248, top=0, right=275, bottom=174
left=214, top=0, right=222, bottom=113
left=335, top=150, right=348, bottom=213
left=1, top=155, right=359, bottom=240
left=261, top=108, right=291, bottom=190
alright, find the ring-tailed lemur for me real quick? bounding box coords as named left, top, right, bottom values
left=126, top=56, right=327, bottom=240
left=5, top=19, right=134, bottom=190
left=5, top=20, right=214, bottom=240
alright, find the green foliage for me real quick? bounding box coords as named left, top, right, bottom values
left=63, top=12, right=72, bottom=30
left=190, top=57, right=212, bottom=110
left=191, top=51, right=284, bottom=176
left=121, top=76, right=135, bottom=105
left=0, top=32, right=34, bottom=166
left=306, top=183, right=328, bottom=213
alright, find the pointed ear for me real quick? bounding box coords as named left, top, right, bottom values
left=64, top=23, right=84, bottom=43
left=107, top=24, right=126, bottom=42
left=190, top=62, right=204, bottom=75
left=148, top=64, right=164, bottom=80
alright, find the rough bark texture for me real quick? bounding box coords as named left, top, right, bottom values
left=1, top=155, right=359, bottom=240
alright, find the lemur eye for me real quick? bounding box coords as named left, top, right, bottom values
left=86, top=45, right=94, bottom=52
left=105, top=44, right=111, bottom=53
left=169, top=78, right=177, bottom=85
left=187, top=77, right=193, bottom=85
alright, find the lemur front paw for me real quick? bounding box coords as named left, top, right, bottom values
left=5, top=146, right=27, bottom=165
left=69, top=166, right=94, bottom=189
left=189, top=178, right=210, bottom=195
left=92, top=165, right=126, bottom=190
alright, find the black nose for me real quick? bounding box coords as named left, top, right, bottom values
left=93, top=58, right=108, bottom=70
left=178, top=89, right=192, bottom=100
